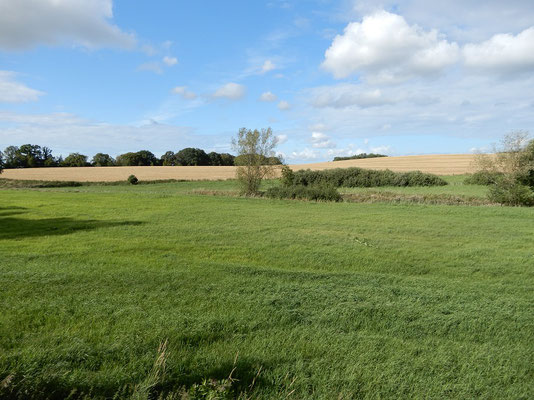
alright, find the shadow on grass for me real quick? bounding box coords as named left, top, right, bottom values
left=0, top=216, right=144, bottom=240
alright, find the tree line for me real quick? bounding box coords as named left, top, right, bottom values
left=0, top=144, right=282, bottom=169
left=333, top=153, right=388, bottom=162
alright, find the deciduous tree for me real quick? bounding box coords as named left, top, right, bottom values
left=232, top=127, right=278, bottom=195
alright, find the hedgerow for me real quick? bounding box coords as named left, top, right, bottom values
left=285, top=168, right=447, bottom=188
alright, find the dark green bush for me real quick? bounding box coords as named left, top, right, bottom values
left=265, top=184, right=342, bottom=202
left=127, top=175, right=139, bottom=185
left=290, top=168, right=447, bottom=188
left=488, top=178, right=534, bottom=206
left=280, top=165, right=295, bottom=186
left=464, top=171, right=504, bottom=185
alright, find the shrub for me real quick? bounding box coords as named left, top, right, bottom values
left=265, top=184, right=342, bottom=202
left=464, top=170, right=504, bottom=185
left=127, top=175, right=139, bottom=185
left=290, top=168, right=447, bottom=188
left=471, top=131, right=534, bottom=206
left=280, top=165, right=295, bottom=186
left=488, top=177, right=534, bottom=206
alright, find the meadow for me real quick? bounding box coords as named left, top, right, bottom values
left=1, top=176, right=533, bottom=398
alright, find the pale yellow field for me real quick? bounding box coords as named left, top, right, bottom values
left=1, top=154, right=479, bottom=182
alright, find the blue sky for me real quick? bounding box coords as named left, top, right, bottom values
left=1, top=0, right=534, bottom=163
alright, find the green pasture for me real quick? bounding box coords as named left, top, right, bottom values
left=0, top=177, right=532, bottom=398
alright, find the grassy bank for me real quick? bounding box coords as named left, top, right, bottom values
left=0, top=179, right=533, bottom=398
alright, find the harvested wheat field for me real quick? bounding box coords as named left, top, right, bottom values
left=1, top=154, right=478, bottom=182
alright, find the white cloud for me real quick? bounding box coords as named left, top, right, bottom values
left=0, top=71, right=44, bottom=103
left=171, top=86, right=197, bottom=100
left=259, top=91, right=277, bottom=102
left=349, top=0, right=534, bottom=43
left=370, top=145, right=392, bottom=154
left=308, top=123, right=329, bottom=131
left=311, top=132, right=336, bottom=149
left=0, top=110, right=196, bottom=156
left=213, top=83, right=246, bottom=100
left=138, top=62, right=163, bottom=74
left=163, top=56, right=178, bottom=66
left=322, top=10, right=459, bottom=81
left=463, top=27, right=534, bottom=75
left=327, top=146, right=365, bottom=157
left=276, top=134, right=288, bottom=144
left=261, top=60, right=276, bottom=73
left=289, top=148, right=319, bottom=161
left=278, top=100, right=291, bottom=110
left=310, top=84, right=395, bottom=109
left=0, top=0, right=136, bottom=50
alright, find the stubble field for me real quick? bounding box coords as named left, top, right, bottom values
left=1, top=154, right=479, bottom=182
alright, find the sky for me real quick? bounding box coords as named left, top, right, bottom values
left=1, top=0, right=534, bottom=163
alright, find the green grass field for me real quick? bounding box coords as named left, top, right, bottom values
left=1, top=177, right=533, bottom=399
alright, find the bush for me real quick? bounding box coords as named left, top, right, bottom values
left=127, top=175, right=139, bottom=185
left=280, top=165, right=295, bottom=186
left=265, top=184, right=342, bottom=202
left=488, top=178, right=534, bottom=206
left=290, top=168, right=447, bottom=188
left=464, top=171, right=504, bottom=185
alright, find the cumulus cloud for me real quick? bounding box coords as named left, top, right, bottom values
left=322, top=10, right=459, bottom=81
left=259, top=91, right=277, bottom=102
left=310, top=84, right=395, bottom=109
left=171, top=86, right=197, bottom=100
left=163, top=56, right=178, bottom=66
left=370, top=145, right=392, bottom=154
left=0, top=0, right=136, bottom=50
left=261, top=60, right=276, bottom=73
left=276, top=134, right=288, bottom=144
left=289, top=148, right=319, bottom=161
left=0, top=71, right=44, bottom=103
left=278, top=100, right=291, bottom=110
left=213, top=83, right=246, bottom=100
left=311, top=132, right=336, bottom=149
left=463, top=27, right=534, bottom=75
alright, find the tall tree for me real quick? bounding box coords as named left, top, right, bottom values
left=61, top=153, right=89, bottom=167
left=175, top=148, right=210, bottom=166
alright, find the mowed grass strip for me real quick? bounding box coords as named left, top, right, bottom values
left=0, top=186, right=533, bottom=398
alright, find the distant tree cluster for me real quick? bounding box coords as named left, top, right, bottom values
left=333, top=153, right=388, bottom=162
left=0, top=145, right=249, bottom=168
